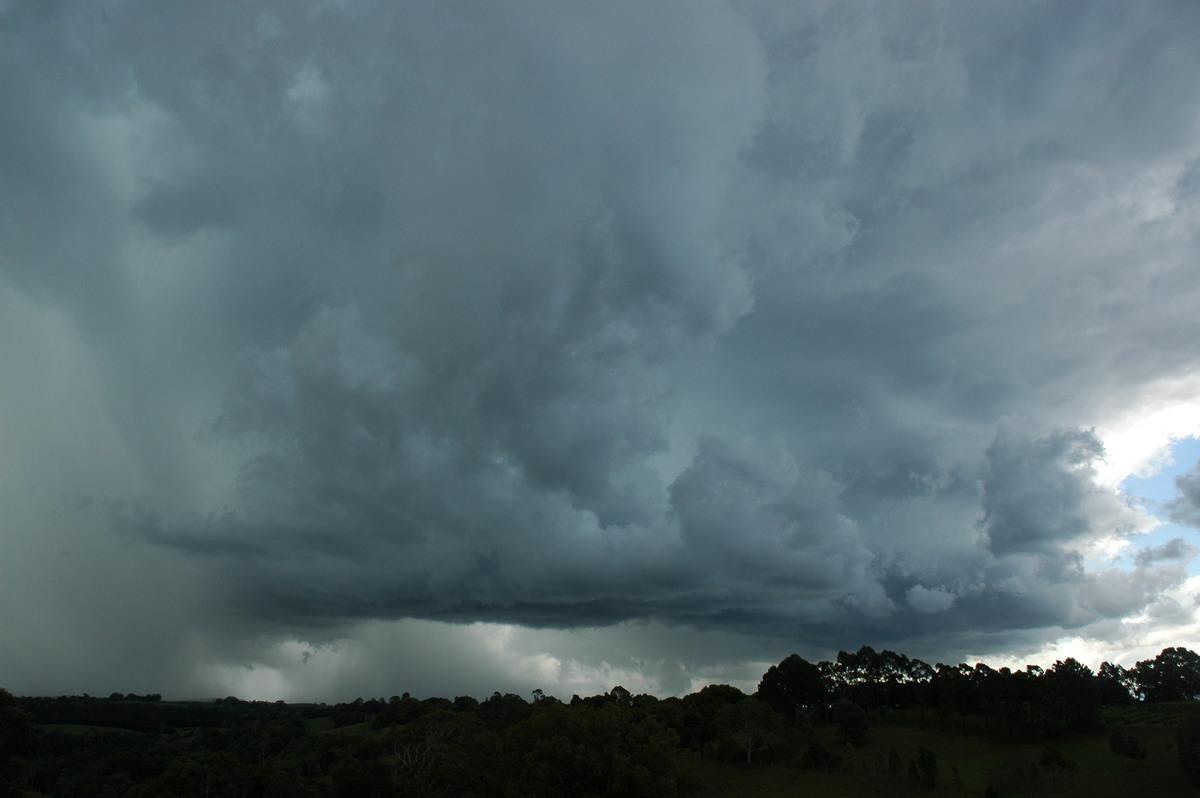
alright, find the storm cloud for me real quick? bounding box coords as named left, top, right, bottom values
left=3, top=1, right=1200, bottom=700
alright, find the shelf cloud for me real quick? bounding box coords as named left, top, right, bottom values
left=2, top=0, right=1199, bottom=700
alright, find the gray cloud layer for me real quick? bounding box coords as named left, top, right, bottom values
left=3, top=1, right=1200, bottom=698
left=1170, top=464, right=1200, bottom=527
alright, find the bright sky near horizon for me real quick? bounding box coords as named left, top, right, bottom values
left=2, top=1, right=1200, bottom=703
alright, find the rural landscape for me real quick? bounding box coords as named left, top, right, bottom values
left=5, top=5, right=1200, bottom=798
left=4, top=645, right=1200, bottom=796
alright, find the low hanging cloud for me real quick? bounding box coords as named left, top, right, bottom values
left=981, top=426, right=1111, bottom=557
left=3, top=1, right=1200, bottom=699
left=1168, top=464, right=1200, bottom=528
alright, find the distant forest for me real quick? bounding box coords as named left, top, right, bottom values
left=3, top=645, right=1200, bottom=797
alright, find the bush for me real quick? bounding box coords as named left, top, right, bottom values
left=832, top=699, right=868, bottom=746
left=1109, top=730, right=1147, bottom=761
left=1037, top=746, right=1075, bottom=775
left=800, top=741, right=840, bottom=771
left=915, top=746, right=938, bottom=791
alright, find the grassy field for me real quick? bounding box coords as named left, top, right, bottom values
left=32, top=724, right=142, bottom=736
left=684, top=703, right=1200, bottom=797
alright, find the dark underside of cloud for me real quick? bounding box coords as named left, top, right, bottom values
left=4, top=0, right=1200, bottom=676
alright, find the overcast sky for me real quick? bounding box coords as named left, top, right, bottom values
left=3, top=0, right=1200, bottom=702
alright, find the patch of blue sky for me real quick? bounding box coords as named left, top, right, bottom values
left=1117, top=435, right=1200, bottom=575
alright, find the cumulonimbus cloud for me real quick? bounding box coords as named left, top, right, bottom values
left=3, top=1, right=1200, bottom=694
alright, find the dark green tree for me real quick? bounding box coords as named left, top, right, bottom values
left=1097, top=661, right=1136, bottom=704
left=126, top=751, right=255, bottom=798
left=931, top=662, right=978, bottom=732
left=670, top=684, right=745, bottom=756
left=713, top=698, right=787, bottom=765
left=916, top=746, right=939, bottom=791
left=1109, top=730, right=1147, bottom=762
left=478, top=691, right=530, bottom=729
left=500, top=703, right=681, bottom=797
left=832, top=698, right=868, bottom=746
left=0, top=688, right=37, bottom=798
left=756, top=654, right=828, bottom=724
left=1042, top=657, right=1101, bottom=730
left=1037, top=746, right=1076, bottom=775
left=1134, top=647, right=1200, bottom=702
left=387, top=711, right=498, bottom=797
left=800, top=741, right=839, bottom=771
left=832, top=646, right=884, bottom=710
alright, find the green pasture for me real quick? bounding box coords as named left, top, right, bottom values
left=686, top=703, right=1200, bottom=797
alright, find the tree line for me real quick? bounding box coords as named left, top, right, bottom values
left=2, top=645, right=1199, bottom=796
left=757, top=644, right=1200, bottom=737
